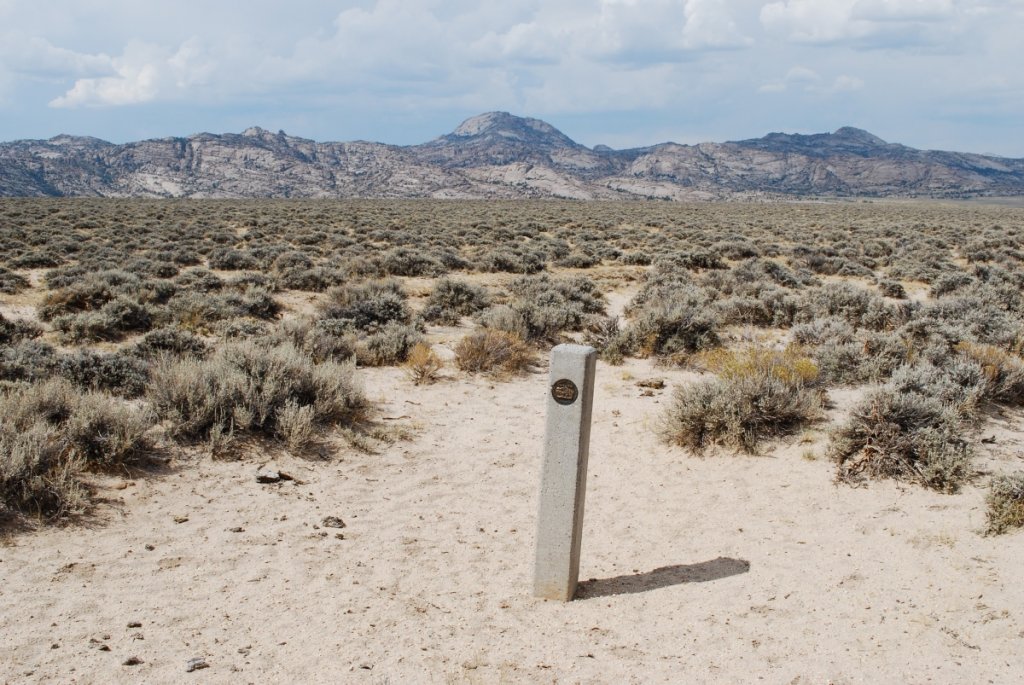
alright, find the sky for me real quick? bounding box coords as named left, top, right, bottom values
left=1, top=0, right=1023, bottom=156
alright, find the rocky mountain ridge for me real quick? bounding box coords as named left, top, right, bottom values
left=2, top=111, right=1023, bottom=199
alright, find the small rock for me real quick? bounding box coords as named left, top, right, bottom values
left=186, top=657, right=209, bottom=673
left=173, top=515, right=189, bottom=524
left=228, top=526, right=244, bottom=533
left=131, top=632, right=144, bottom=641
left=639, top=389, right=655, bottom=397
left=322, top=516, right=346, bottom=529
left=122, top=657, right=143, bottom=666
left=256, top=468, right=281, bottom=483
left=335, top=533, right=345, bottom=540
left=636, top=378, right=666, bottom=389
left=51, top=643, right=59, bottom=649
left=89, top=638, right=111, bottom=652
left=144, top=544, right=155, bottom=551
left=127, top=621, right=142, bottom=628
left=257, top=466, right=294, bottom=483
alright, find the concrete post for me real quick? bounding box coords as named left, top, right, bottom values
left=533, top=344, right=597, bottom=601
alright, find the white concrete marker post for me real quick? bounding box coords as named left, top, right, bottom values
left=533, top=344, right=597, bottom=601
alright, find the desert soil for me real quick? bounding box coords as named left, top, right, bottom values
left=3, top=350, right=1024, bottom=683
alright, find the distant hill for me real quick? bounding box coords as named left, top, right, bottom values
left=2, top=111, right=1023, bottom=199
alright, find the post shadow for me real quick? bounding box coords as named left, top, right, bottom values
left=574, top=557, right=751, bottom=599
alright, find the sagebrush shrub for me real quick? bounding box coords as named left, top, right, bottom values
left=830, top=386, right=971, bottom=492
left=57, top=350, right=150, bottom=397
left=357, top=322, right=422, bottom=366
left=380, top=247, right=445, bottom=277
left=609, top=302, right=720, bottom=363
left=791, top=317, right=856, bottom=346
left=956, top=341, right=1024, bottom=404
left=133, top=326, right=208, bottom=359
left=0, top=313, right=42, bottom=345
left=985, top=473, right=1024, bottom=535
left=404, top=342, right=444, bottom=385
left=148, top=341, right=367, bottom=448
left=0, top=379, right=154, bottom=517
left=52, top=296, right=155, bottom=342
left=454, top=330, right=535, bottom=376
left=504, top=274, right=606, bottom=342
left=276, top=400, right=316, bottom=451
left=0, top=267, right=30, bottom=294
left=0, top=341, right=57, bottom=382
left=320, top=279, right=411, bottom=331
left=692, top=346, right=821, bottom=388
left=0, top=420, right=84, bottom=517
left=661, top=375, right=822, bottom=453
left=475, top=305, right=529, bottom=340
left=422, top=278, right=490, bottom=325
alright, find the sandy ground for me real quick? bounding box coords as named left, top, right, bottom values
left=3, top=346, right=1024, bottom=684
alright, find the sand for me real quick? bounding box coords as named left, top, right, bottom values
left=3, top=353, right=1024, bottom=684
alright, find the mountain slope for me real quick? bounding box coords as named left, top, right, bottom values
left=2, top=112, right=1022, bottom=199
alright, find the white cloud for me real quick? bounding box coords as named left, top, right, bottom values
left=851, top=0, right=954, bottom=22
left=0, top=35, right=113, bottom=77
left=816, top=74, right=865, bottom=93
left=759, top=66, right=862, bottom=94
left=42, top=0, right=755, bottom=111
left=760, top=0, right=958, bottom=44
left=50, top=39, right=209, bottom=108
left=470, top=0, right=749, bottom=64
left=760, top=0, right=860, bottom=43
left=682, top=0, right=754, bottom=49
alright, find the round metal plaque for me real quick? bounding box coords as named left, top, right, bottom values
left=551, top=379, right=579, bottom=405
